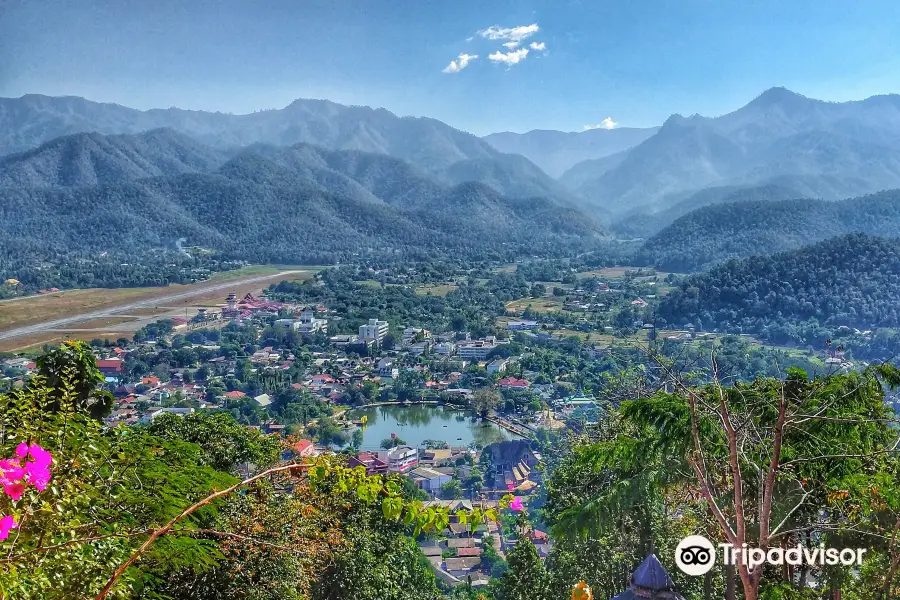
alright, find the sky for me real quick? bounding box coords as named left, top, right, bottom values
left=2, top=0, right=899, bottom=136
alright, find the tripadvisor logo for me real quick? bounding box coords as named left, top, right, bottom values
left=675, top=535, right=867, bottom=576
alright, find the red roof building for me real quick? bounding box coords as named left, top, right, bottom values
left=96, top=359, right=123, bottom=374
left=498, top=377, right=530, bottom=390
left=292, top=439, right=319, bottom=458
left=224, top=390, right=247, bottom=399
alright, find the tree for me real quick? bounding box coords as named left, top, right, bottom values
left=148, top=411, right=282, bottom=473
left=351, top=428, right=364, bottom=450
left=34, top=340, right=114, bottom=418
left=472, top=387, right=500, bottom=419
left=494, top=538, right=548, bottom=600
left=381, top=436, right=407, bottom=450
left=441, top=479, right=463, bottom=500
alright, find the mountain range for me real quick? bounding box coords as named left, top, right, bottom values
left=561, top=87, right=900, bottom=217
left=0, top=128, right=604, bottom=265
left=5, top=88, right=900, bottom=250
left=482, top=127, right=658, bottom=178
left=0, top=94, right=569, bottom=203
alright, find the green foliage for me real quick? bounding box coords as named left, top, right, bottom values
left=147, top=411, right=282, bottom=473
left=35, top=340, right=114, bottom=418
left=493, top=539, right=548, bottom=600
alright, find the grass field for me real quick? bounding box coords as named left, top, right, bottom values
left=415, top=283, right=458, bottom=296
left=505, top=297, right=567, bottom=314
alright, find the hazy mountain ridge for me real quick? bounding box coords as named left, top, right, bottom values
left=482, top=127, right=658, bottom=177
left=564, top=88, right=900, bottom=215
left=0, top=94, right=568, bottom=201
left=639, top=190, right=900, bottom=271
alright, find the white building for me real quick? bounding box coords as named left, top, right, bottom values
left=410, top=467, right=452, bottom=493
left=359, top=318, right=389, bottom=343
left=377, top=358, right=399, bottom=378
left=378, top=446, right=418, bottom=473
left=506, top=320, right=539, bottom=331
left=434, top=342, right=456, bottom=357
left=457, top=339, right=498, bottom=361
left=486, top=358, right=510, bottom=375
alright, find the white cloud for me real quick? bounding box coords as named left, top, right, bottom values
left=503, top=41, right=520, bottom=49
left=488, top=48, right=529, bottom=66
left=478, top=23, right=539, bottom=42
left=442, top=53, right=478, bottom=74
left=582, top=117, right=618, bottom=130
left=529, top=41, right=546, bottom=51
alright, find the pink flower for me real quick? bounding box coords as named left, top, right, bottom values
left=27, top=445, right=52, bottom=470
left=0, top=459, right=24, bottom=485
left=509, top=497, right=524, bottom=511
left=507, top=482, right=515, bottom=491
left=2, top=483, right=24, bottom=502
left=0, top=515, right=18, bottom=540
left=14, top=443, right=28, bottom=459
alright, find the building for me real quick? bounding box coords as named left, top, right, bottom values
left=377, top=358, right=399, bottom=379
left=609, top=554, right=685, bottom=600
left=506, top=320, right=538, bottom=331
left=349, top=452, right=390, bottom=476
left=274, top=310, right=328, bottom=337
left=359, top=318, right=389, bottom=343
left=410, top=467, right=452, bottom=493
left=402, top=327, right=432, bottom=345
left=486, top=358, right=510, bottom=375
left=291, top=439, right=319, bottom=458
left=456, top=339, right=498, bottom=361
left=434, top=342, right=456, bottom=357
left=96, top=359, right=123, bottom=377
left=378, top=446, right=418, bottom=473
left=498, top=377, right=530, bottom=391
left=253, top=394, right=272, bottom=407
left=143, top=407, right=194, bottom=423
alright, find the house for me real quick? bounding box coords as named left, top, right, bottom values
left=224, top=390, right=247, bottom=400
left=409, top=467, right=452, bottom=493
left=434, top=342, right=456, bottom=357
left=444, top=557, right=482, bottom=578
left=292, top=439, right=319, bottom=458
left=141, top=376, right=160, bottom=387
left=498, top=377, right=530, bottom=391
left=349, top=452, right=390, bottom=476
left=253, top=394, right=272, bottom=407
left=96, top=359, right=123, bottom=377
left=145, top=407, right=194, bottom=423
left=631, top=298, right=649, bottom=308
left=359, top=318, right=389, bottom=343
left=378, top=446, right=418, bottom=473
left=456, top=547, right=483, bottom=557
left=446, top=538, right=475, bottom=549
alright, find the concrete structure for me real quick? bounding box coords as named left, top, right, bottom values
left=486, top=358, right=510, bottom=375
left=506, top=320, right=538, bottom=331
left=378, top=446, right=418, bottom=473
left=377, top=358, right=399, bottom=378
left=456, top=339, right=498, bottom=361
left=359, top=318, right=389, bottom=343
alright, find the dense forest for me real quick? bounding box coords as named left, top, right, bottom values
left=0, top=130, right=605, bottom=269
left=657, top=233, right=900, bottom=352
left=639, top=190, right=900, bottom=271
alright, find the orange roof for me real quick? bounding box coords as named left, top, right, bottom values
left=224, top=390, right=247, bottom=399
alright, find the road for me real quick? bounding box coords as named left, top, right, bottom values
left=0, top=270, right=305, bottom=342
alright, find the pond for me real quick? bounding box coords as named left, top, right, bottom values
left=347, top=404, right=518, bottom=451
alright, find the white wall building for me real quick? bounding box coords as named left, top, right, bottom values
left=378, top=446, right=418, bottom=473
left=359, top=318, right=389, bottom=343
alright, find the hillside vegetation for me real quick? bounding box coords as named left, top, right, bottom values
left=658, top=233, right=900, bottom=341
left=639, top=190, right=900, bottom=271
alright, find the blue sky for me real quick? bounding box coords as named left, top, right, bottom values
left=2, top=0, right=899, bottom=135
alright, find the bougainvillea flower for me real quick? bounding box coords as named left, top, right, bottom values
left=0, top=515, right=18, bottom=540
left=3, top=483, right=25, bottom=502
left=0, top=459, right=25, bottom=484
left=507, top=482, right=515, bottom=491
left=509, top=497, right=524, bottom=511
left=14, top=443, right=29, bottom=459
left=27, top=445, right=52, bottom=469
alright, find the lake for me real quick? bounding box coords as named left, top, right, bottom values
left=347, top=404, right=518, bottom=451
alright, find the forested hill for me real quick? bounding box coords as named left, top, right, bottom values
left=657, top=233, right=900, bottom=340
left=638, top=191, right=900, bottom=271
left=0, top=129, right=223, bottom=188
left=0, top=153, right=605, bottom=266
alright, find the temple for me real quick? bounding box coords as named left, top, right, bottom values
left=610, top=554, right=685, bottom=600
